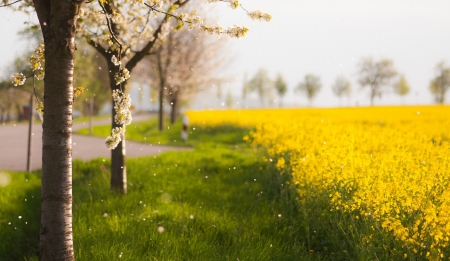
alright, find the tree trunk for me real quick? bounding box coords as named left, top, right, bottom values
left=34, top=0, right=80, bottom=260
left=170, top=98, right=177, bottom=124
left=370, top=86, right=376, bottom=106
left=108, top=64, right=127, bottom=194
left=110, top=110, right=127, bottom=193
left=158, top=83, right=164, bottom=131
left=439, top=90, right=445, bottom=104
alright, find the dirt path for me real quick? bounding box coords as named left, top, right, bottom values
left=0, top=114, right=189, bottom=172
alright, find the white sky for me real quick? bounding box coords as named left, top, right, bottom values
left=1, top=0, right=450, bottom=108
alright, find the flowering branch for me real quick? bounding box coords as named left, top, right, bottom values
left=105, top=89, right=132, bottom=149
left=206, top=0, right=272, bottom=22
left=143, top=3, right=251, bottom=38
left=98, top=0, right=124, bottom=55
left=0, top=0, right=23, bottom=7
left=10, top=41, right=85, bottom=122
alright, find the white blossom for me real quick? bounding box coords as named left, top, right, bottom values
left=177, top=12, right=188, bottom=22
left=114, top=68, right=130, bottom=85
left=106, top=90, right=132, bottom=150
left=111, top=55, right=122, bottom=66
left=205, top=0, right=238, bottom=9
left=34, top=69, right=45, bottom=80
left=225, top=25, right=249, bottom=38
left=148, top=0, right=163, bottom=8
left=190, top=15, right=203, bottom=26
left=247, top=10, right=272, bottom=22
left=202, top=24, right=223, bottom=38
left=36, top=102, right=44, bottom=122
left=105, top=135, right=121, bottom=150
left=112, top=127, right=124, bottom=138
left=11, top=73, right=26, bottom=86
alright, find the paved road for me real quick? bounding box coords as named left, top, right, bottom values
left=0, top=114, right=189, bottom=172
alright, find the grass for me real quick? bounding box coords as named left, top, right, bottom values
left=1, top=118, right=313, bottom=260
left=72, top=114, right=110, bottom=123
left=77, top=117, right=253, bottom=148
left=0, top=170, right=41, bottom=261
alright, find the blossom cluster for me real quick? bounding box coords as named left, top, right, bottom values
left=11, top=41, right=45, bottom=86
left=105, top=89, right=132, bottom=150
left=30, top=41, right=45, bottom=72
left=12, top=73, right=26, bottom=86
left=111, top=55, right=122, bottom=66
left=247, top=10, right=272, bottom=22
left=111, top=55, right=129, bottom=85
left=74, top=87, right=85, bottom=98
left=201, top=24, right=223, bottom=37
left=147, top=0, right=164, bottom=8
left=36, top=101, right=44, bottom=122
left=112, top=89, right=132, bottom=125
left=206, top=0, right=239, bottom=9
left=224, top=25, right=249, bottom=38
left=105, top=127, right=125, bottom=150
left=201, top=24, right=248, bottom=38
left=114, top=68, right=131, bottom=85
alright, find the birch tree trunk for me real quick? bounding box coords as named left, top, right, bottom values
left=33, top=0, right=81, bottom=260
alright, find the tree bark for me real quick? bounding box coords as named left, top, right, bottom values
left=156, top=49, right=169, bottom=132
left=158, top=82, right=164, bottom=131
left=170, top=97, right=177, bottom=124
left=34, top=0, right=81, bottom=260
left=108, top=63, right=127, bottom=193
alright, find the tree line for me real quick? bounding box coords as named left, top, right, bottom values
left=244, top=58, right=450, bottom=107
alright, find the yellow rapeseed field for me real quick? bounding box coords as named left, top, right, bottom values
left=187, top=106, right=450, bottom=259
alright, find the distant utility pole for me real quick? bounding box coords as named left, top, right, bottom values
left=26, top=93, right=34, bottom=173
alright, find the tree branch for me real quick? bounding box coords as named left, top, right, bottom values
left=126, top=0, right=190, bottom=72
left=0, top=0, right=22, bottom=7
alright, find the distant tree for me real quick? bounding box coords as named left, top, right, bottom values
left=429, top=62, right=450, bottom=104
left=73, top=44, right=110, bottom=116
left=216, top=79, right=224, bottom=100
left=296, top=74, right=322, bottom=107
left=247, top=68, right=273, bottom=107
left=331, top=76, right=352, bottom=106
left=138, top=20, right=228, bottom=126
left=0, top=56, right=42, bottom=122
left=357, top=57, right=397, bottom=106
left=274, top=73, right=287, bottom=107
left=0, top=27, right=44, bottom=122
left=394, top=74, right=410, bottom=104
left=0, top=80, right=30, bottom=122
left=242, top=73, right=251, bottom=104
left=225, top=90, right=233, bottom=108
